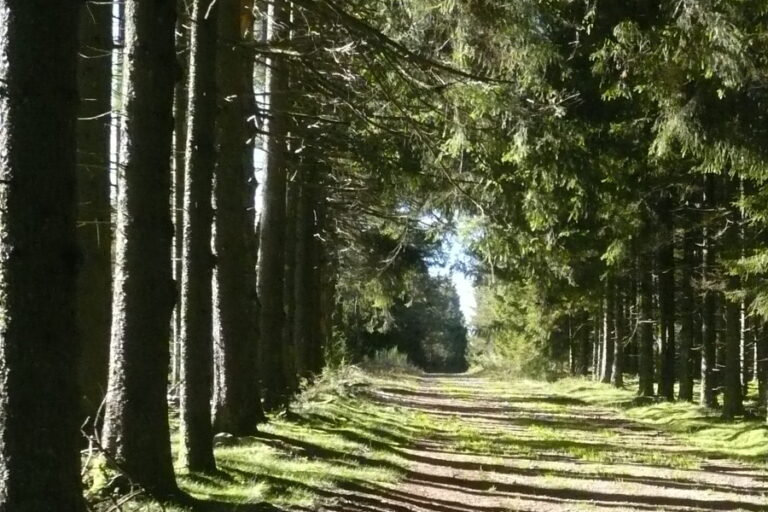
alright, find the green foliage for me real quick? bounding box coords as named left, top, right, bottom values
left=471, top=280, right=569, bottom=379
left=335, top=218, right=469, bottom=372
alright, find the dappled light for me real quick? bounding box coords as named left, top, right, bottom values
left=4, top=1, right=768, bottom=511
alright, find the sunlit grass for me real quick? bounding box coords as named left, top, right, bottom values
left=86, top=368, right=768, bottom=511
left=86, top=366, right=422, bottom=511
left=550, top=376, right=768, bottom=465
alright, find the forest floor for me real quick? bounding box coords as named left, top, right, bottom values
left=91, top=369, right=768, bottom=511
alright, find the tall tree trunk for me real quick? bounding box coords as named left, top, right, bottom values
left=678, top=226, right=695, bottom=401
left=172, top=0, right=190, bottom=391
left=657, top=199, right=676, bottom=401
left=638, top=251, right=655, bottom=396
left=692, top=267, right=703, bottom=391
left=258, top=0, right=291, bottom=408
left=700, top=175, right=718, bottom=408
left=577, top=312, right=592, bottom=376
left=722, top=180, right=744, bottom=420
left=0, top=3, right=83, bottom=510
left=722, top=278, right=744, bottom=419
left=293, top=154, right=317, bottom=378
left=568, top=315, right=577, bottom=376
left=312, top=195, right=333, bottom=374
left=101, top=0, right=179, bottom=497
left=742, top=308, right=753, bottom=396
left=612, top=282, right=625, bottom=387
left=77, top=0, right=114, bottom=428
left=283, top=168, right=299, bottom=391
left=600, top=278, right=615, bottom=384
left=212, top=0, right=265, bottom=434
left=592, top=313, right=601, bottom=380
left=178, top=0, right=218, bottom=473
left=626, top=270, right=638, bottom=375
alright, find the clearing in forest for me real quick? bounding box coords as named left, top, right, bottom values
left=113, top=370, right=768, bottom=512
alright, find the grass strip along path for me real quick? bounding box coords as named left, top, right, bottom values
left=90, top=369, right=768, bottom=511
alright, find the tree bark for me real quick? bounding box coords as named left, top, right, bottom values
left=283, top=166, right=299, bottom=391
left=212, top=0, right=266, bottom=434
left=678, top=226, right=695, bottom=401
left=77, top=0, right=114, bottom=428
left=638, top=251, right=655, bottom=397
left=611, top=282, right=625, bottom=387
left=0, top=3, right=83, bottom=510
left=293, top=155, right=317, bottom=379
left=700, top=175, right=718, bottom=408
left=101, top=0, right=179, bottom=497
left=722, top=278, right=744, bottom=419
left=657, top=199, right=676, bottom=401
left=172, top=0, right=191, bottom=390
left=592, top=313, right=601, bottom=380
left=741, top=307, right=753, bottom=396
left=600, top=278, right=615, bottom=384
left=577, top=312, right=591, bottom=376
left=258, top=0, right=291, bottom=408
left=178, top=0, right=218, bottom=473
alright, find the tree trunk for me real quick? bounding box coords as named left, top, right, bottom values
left=722, top=278, right=744, bottom=419
left=77, top=0, right=114, bottom=428
left=592, top=313, right=601, bottom=380
left=657, top=199, right=676, bottom=401
left=313, top=195, right=333, bottom=374
left=258, top=0, right=291, bottom=408
left=293, top=154, right=317, bottom=378
left=101, top=0, right=179, bottom=497
left=600, top=278, right=615, bottom=384
left=212, top=0, right=266, bottom=434
left=611, top=282, right=625, bottom=387
left=172, top=0, right=190, bottom=391
left=638, top=251, right=655, bottom=396
left=178, top=0, right=218, bottom=473
left=283, top=167, right=299, bottom=391
left=742, top=307, right=753, bottom=396
left=577, top=312, right=592, bottom=376
left=678, top=226, right=695, bottom=401
left=700, top=176, right=718, bottom=408
left=0, top=3, right=83, bottom=510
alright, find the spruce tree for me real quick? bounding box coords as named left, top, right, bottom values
left=0, top=2, right=84, bottom=509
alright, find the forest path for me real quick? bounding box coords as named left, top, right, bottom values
left=314, top=373, right=768, bottom=512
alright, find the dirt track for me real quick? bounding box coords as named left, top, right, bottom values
left=318, top=374, right=768, bottom=512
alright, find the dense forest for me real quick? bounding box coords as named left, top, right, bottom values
left=3, top=0, right=768, bottom=510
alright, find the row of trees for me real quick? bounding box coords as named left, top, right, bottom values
left=0, top=0, right=478, bottom=508
left=466, top=2, right=768, bottom=421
